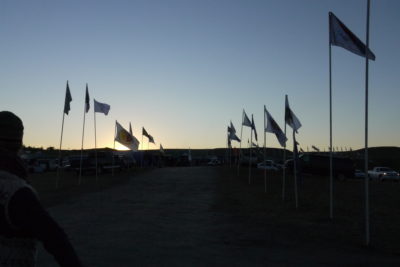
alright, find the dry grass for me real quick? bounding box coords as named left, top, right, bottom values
left=214, top=166, right=400, bottom=255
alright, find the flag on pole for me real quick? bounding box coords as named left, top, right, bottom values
left=142, top=127, right=150, bottom=138
left=228, top=122, right=241, bottom=142
left=160, top=144, right=165, bottom=154
left=85, top=84, right=90, bottom=113
left=285, top=95, right=302, bottom=132
left=115, top=121, right=139, bottom=151
left=230, top=121, right=236, bottom=134
left=64, top=81, right=72, bottom=115
left=242, top=110, right=252, bottom=127
left=329, top=12, right=375, bottom=60
left=94, top=99, right=110, bottom=115
left=129, top=123, right=140, bottom=150
left=264, top=107, right=287, bottom=147
left=251, top=114, right=258, bottom=141
left=148, top=135, right=155, bottom=144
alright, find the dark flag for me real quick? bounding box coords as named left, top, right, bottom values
left=64, top=81, right=72, bottom=115
left=85, top=84, right=90, bottom=113
left=329, top=12, right=375, bottom=60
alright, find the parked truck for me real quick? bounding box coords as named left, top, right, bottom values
left=368, top=167, right=399, bottom=181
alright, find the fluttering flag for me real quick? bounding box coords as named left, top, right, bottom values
left=85, top=84, right=90, bottom=113
left=129, top=122, right=140, bottom=150
left=285, top=95, right=302, bottom=132
left=329, top=12, right=375, bottom=60
left=94, top=99, right=110, bottom=115
left=142, top=127, right=150, bottom=138
left=160, top=144, right=165, bottom=154
left=251, top=114, right=258, bottom=141
left=242, top=110, right=252, bottom=127
left=148, top=135, right=155, bottom=144
left=115, top=121, right=139, bottom=151
left=264, top=107, right=287, bottom=147
left=312, top=145, right=320, bottom=152
left=230, top=121, right=236, bottom=134
left=64, top=81, right=72, bottom=115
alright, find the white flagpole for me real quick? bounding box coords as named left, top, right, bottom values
left=293, top=129, right=299, bottom=209
left=248, top=126, right=253, bottom=184
left=78, top=97, right=87, bottom=185
left=94, top=103, right=98, bottom=183
left=364, top=0, right=371, bottom=246
left=56, top=106, right=66, bottom=189
left=263, top=106, right=267, bottom=193
left=329, top=27, right=334, bottom=219
left=237, top=110, right=244, bottom=176
left=282, top=96, right=287, bottom=201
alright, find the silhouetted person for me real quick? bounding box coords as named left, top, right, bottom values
left=0, top=111, right=82, bottom=266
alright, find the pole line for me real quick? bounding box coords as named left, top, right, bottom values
left=248, top=126, right=253, bottom=185
left=78, top=100, right=86, bottom=185
left=56, top=110, right=65, bottom=189
left=364, top=0, right=371, bottom=246
left=329, top=39, right=334, bottom=220
left=94, top=104, right=98, bottom=183
left=263, top=106, right=267, bottom=193
left=293, top=129, right=298, bottom=209
left=112, top=121, right=116, bottom=176
left=141, top=133, right=144, bottom=168
left=237, top=110, right=244, bottom=176
left=282, top=96, right=287, bottom=201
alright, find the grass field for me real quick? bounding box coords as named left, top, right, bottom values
left=214, top=166, right=400, bottom=255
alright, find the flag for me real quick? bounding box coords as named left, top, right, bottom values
left=160, top=144, right=165, bottom=154
left=329, top=12, right=375, bottom=60
left=285, top=95, right=302, bottom=132
left=129, top=122, right=140, bottom=149
left=229, top=131, right=241, bottom=142
left=94, top=99, right=110, bottom=115
left=251, top=114, right=258, bottom=141
left=312, top=145, right=320, bottom=152
left=115, top=121, right=139, bottom=151
left=230, top=121, right=236, bottom=134
left=85, top=84, right=90, bottom=113
left=142, top=127, right=150, bottom=138
left=264, top=107, right=287, bottom=147
left=148, top=135, right=155, bottom=144
left=64, top=81, right=72, bottom=115
left=242, top=110, right=252, bottom=127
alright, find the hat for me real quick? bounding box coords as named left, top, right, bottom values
left=0, top=111, right=24, bottom=152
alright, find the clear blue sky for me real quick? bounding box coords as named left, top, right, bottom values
left=0, top=0, right=399, bottom=151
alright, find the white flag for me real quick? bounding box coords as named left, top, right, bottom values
left=264, top=107, right=287, bottom=147
left=115, top=121, right=139, bottom=151
left=94, top=99, right=110, bottom=115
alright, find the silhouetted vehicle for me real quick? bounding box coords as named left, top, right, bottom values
left=285, top=153, right=354, bottom=180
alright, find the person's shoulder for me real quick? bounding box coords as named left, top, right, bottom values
left=0, top=170, right=36, bottom=203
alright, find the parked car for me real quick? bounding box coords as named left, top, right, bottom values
left=257, top=160, right=279, bottom=171
left=354, top=169, right=366, bottom=178
left=368, top=167, right=399, bottom=181
left=207, top=159, right=221, bottom=166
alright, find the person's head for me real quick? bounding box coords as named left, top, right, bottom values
left=0, top=111, right=24, bottom=154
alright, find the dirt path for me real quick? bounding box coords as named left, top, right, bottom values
left=37, top=167, right=400, bottom=266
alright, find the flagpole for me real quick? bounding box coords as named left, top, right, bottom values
left=293, top=129, right=298, bottom=209
left=364, top=0, right=371, bottom=246
left=248, top=126, right=252, bottom=185
left=263, top=106, right=267, bottom=193
left=56, top=108, right=66, bottom=189
left=94, top=104, right=98, bottom=183
left=141, top=132, right=144, bottom=168
left=78, top=101, right=87, bottom=185
left=237, top=110, right=244, bottom=176
left=112, top=121, right=116, bottom=176
left=329, top=29, right=334, bottom=220
left=282, top=96, right=287, bottom=201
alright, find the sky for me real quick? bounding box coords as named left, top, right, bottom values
left=0, top=0, right=399, bottom=151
